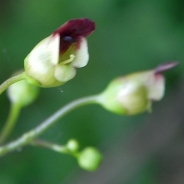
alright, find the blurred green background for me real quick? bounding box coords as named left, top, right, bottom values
left=0, top=0, right=184, bottom=183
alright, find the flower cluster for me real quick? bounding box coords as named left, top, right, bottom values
left=0, top=17, right=179, bottom=173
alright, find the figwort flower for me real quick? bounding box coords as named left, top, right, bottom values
left=24, top=18, right=95, bottom=87
left=99, top=62, right=178, bottom=115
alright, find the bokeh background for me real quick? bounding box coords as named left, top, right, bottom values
left=0, top=0, right=184, bottom=183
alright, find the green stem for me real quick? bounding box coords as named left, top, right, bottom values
left=31, top=139, right=75, bottom=156
left=0, top=95, right=100, bottom=156
left=0, top=72, right=26, bottom=95
left=0, top=103, right=21, bottom=144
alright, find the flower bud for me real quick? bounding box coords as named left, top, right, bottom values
left=77, top=147, right=102, bottom=171
left=66, top=139, right=79, bottom=152
left=24, top=18, right=95, bottom=87
left=7, top=78, right=39, bottom=107
left=99, top=62, right=178, bottom=115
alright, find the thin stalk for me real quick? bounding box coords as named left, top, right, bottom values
left=0, top=72, right=26, bottom=95
left=31, top=139, right=76, bottom=156
left=0, top=103, right=21, bottom=144
left=0, top=95, right=100, bottom=156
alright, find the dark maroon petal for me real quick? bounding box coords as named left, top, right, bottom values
left=53, top=18, right=95, bottom=53
left=154, top=62, right=179, bottom=74
left=53, top=18, right=95, bottom=38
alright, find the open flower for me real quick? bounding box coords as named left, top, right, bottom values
left=98, top=62, right=178, bottom=115
left=24, top=18, right=95, bottom=87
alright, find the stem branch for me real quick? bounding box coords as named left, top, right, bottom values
left=0, top=95, right=100, bottom=156
left=0, top=103, right=21, bottom=144
left=0, top=72, right=26, bottom=95
left=31, top=139, right=71, bottom=155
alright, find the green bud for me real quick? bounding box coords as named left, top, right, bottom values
left=78, top=147, right=102, bottom=171
left=7, top=79, right=39, bottom=107
left=98, top=62, right=178, bottom=115
left=66, top=139, right=79, bottom=152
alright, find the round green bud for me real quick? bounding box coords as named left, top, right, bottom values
left=66, top=139, right=79, bottom=152
left=78, top=147, right=102, bottom=171
left=7, top=79, right=39, bottom=107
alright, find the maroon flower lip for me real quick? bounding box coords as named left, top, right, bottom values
left=53, top=18, right=95, bottom=53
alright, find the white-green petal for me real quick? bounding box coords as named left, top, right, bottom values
left=72, top=37, right=89, bottom=68
left=146, top=75, right=165, bottom=101
left=54, top=65, right=76, bottom=82
left=126, top=71, right=165, bottom=101
left=25, top=35, right=59, bottom=67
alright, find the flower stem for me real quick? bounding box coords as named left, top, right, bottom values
left=30, top=139, right=76, bottom=156
left=0, top=103, right=21, bottom=145
left=0, top=95, right=100, bottom=156
left=0, top=72, right=26, bottom=95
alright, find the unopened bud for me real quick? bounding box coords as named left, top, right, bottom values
left=7, top=79, right=39, bottom=107
left=78, top=147, right=102, bottom=171
left=66, top=139, right=79, bottom=152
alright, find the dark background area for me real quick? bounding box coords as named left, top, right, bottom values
left=0, top=0, right=184, bottom=183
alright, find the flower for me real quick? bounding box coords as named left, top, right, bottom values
left=24, top=18, right=95, bottom=87
left=98, top=62, right=178, bottom=115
